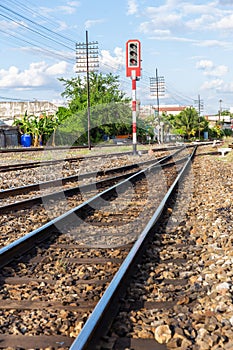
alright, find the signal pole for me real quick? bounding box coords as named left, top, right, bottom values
left=76, top=31, right=99, bottom=150
left=126, top=39, right=141, bottom=155
left=131, top=71, right=137, bottom=155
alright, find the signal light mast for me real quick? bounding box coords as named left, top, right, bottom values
left=126, top=39, right=141, bottom=155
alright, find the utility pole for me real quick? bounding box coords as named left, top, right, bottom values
left=194, top=95, right=204, bottom=139
left=219, top=99, right=222, bottom=122
left=76, top=31, right=99, bottom=150
left=150, top=69, right=165, bottom=143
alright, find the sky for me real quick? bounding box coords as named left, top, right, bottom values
left=1, top=0, right=233, bottom=115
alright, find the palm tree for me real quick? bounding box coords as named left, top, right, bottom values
left=174, top=107, right=200, bottom=140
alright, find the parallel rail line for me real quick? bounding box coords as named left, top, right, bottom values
left=70, top=145, right=197, bottom=350
left=0, top=148, right=182, bottom=200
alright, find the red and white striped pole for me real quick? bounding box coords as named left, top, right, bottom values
left=126, top=39, right=141, bottom=155
left=131, top=71, right=137, bottom=154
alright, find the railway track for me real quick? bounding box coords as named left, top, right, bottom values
left=0, top=145, right=195, bottom=349
left=0, top=149, right=189, bottom=248
left=0, top=149, right=171, bottom=191
left=69, top=146, right=197, bottom=350
left=0, top=148, right=182, bottom=205
left=0, top=147, right=171, bottom=173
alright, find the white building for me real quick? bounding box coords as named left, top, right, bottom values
left=0, top=101, right=59, bottom=125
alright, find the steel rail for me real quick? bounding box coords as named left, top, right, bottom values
left=0, top=148, right=183, bottom=198
left=0, top=144, right=189, bottom=172
left=0, top=153, right=188, bottom=214
left=0, top=148, right=188, bottom=268
left=0, top=152, right=133, bottom=172
left=69, top=145, right=197, bottom=350
left=0, top=149, right=153, bottom=172
left=0, top=172, right=136, bottom=214
left=0, top=143, right=186, bottom=154
left=0, top=145, right=88, bottom=153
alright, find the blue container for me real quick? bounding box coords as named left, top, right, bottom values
left=21, top=134, right=32, bottom=147
left=204, top=131, right=208, bottom=140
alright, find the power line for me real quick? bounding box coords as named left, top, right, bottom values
left=0, top=11, right=73, bottom=51
left=0, top=3, right=75, bottom=46
left=0, top=3, right=129, bottom=78
left=0, top=2, right=139, bottom=84
left=0, top=2, right=174, bottom=106
left=0, top=28, right=75, bottom=63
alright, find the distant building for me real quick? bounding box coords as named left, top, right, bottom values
left=139, top=105, right=154, bottom=119
left=205, top=114, right=232, bottom=129
left=0, top=101, right=59, bottom=125
left=139, top=104, right=187, bottom=119
left=158, top=105, right=187, bottom=115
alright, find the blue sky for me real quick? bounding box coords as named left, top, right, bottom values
left=1, top=0, right=233, bottom=115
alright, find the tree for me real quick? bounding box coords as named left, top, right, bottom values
left=164, top=107, right=205, bottom=140
left=58, top=72, right=131, bottom=143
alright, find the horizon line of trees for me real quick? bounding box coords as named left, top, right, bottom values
left=12, top=72, right=233, bottom=146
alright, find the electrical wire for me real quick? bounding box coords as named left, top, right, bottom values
left=0, top=28, right=75, bottom=63
left=0, top=11, right=73, bottom=51
left=0, top=3, right=75, bottom=46
left=0, top=1, right=195, bottom=108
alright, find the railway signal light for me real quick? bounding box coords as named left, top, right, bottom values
left=126, top=39, right=141, bottom=78
left=129, top=42, right=138, bottom=66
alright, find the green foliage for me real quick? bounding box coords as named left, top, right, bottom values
left=13, top=112, right=31, bottom=135
left=163, top=107, right=207, bottom=140
left=223, top=128, right=233, bottom=137
left=57, top=72, right=132, bottom=144
left=208, top=125, right=224, bottom=139
left=59, top=72, right=129, bottom=112
left=13, top=112, right=65, bottom=146
left=56, top=101, right=132, bottom=145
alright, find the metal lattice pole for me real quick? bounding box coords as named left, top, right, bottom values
left=194, top=95, right=204, bottom=139
left=76, top=31, right=99, bottom=150
left=150, top=69, right=165, bottom=143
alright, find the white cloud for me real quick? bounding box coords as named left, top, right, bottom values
left=140, top=7, right=182, bottom=34
left=187, top=14, right=216, bottom=31
left=199, top=75, right=233, bottom=94
left=194, top=39, right=230, bottom=48
left=148, top=29, right=171, bottom=36
left=182, top=2, right=221, bottom=17
left=196, top=59, right=228, bottom=77
left=0, top=20, right=20, bottom=31
left=46, top=61, right=68, bottom=75
left=196, top=60, right=214, bottom=70
left=100, top=47, right=124, bottom=71
left=57, top=6, right=77, bottom=14
left=0, top=61, right=69, bottom=89
left=200, top=78, right=223, bottom=90
left=219, top=0, right=233, bottom=5
left=85, top=19, right=105, bottom=29
left=139, top=0, right=233, bottom=43
left=213, top=14, right=233, bottom=30
left=40, top=2, right=80, bottom=16
left=56, top=21, right=69, bottom=32
left=67, top=1, right=80, bottom=6
left=205, top=65, right=228, bottom=76
left=127, top=0, right=138, bottom=15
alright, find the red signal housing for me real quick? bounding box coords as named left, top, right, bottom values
left=126, top=39, right=141, bottom=78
